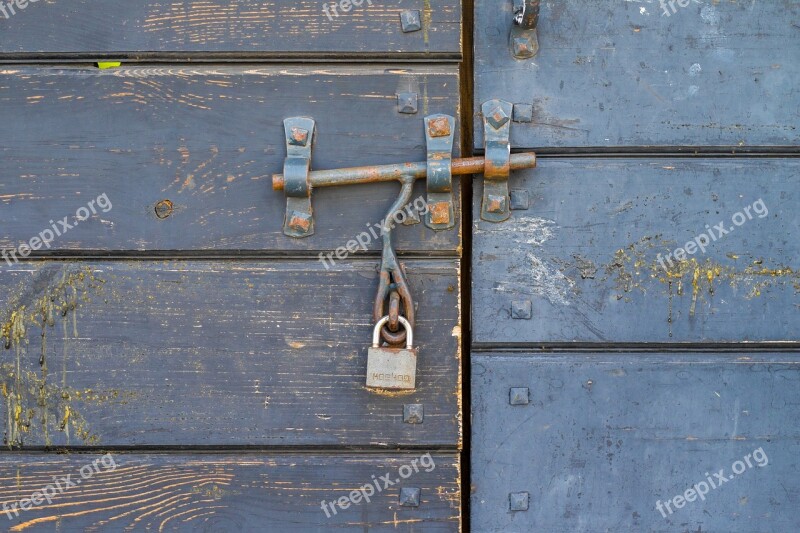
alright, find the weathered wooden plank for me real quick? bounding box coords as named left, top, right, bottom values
left=0, top=453, right=459, bottom=531
left=0, top=0, right=461, bottom=58
left=0, top=65, right=460, bottom=253
left=473, top=158, right=800, bottom=345
left=474, top=0, right=800, bottom=150
left=471, top=353, right=800, bottom=532
left=0, top=259, right=460, bottom=447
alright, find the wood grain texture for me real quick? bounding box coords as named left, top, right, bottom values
left=0, top=0, right=461, bottom=58
left=472, top=158, right=800, bottom=345
left=0, top=453, right=460, bottom=531
left=0, top=260, right=461, bottom=447
left=474, top=0, right=800, bottom=150
left=0, top=65, right=460, bottom=253
left=471, top=353, right=800, bottom=532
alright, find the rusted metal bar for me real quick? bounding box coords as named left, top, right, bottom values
left=272, top=152, right=537, bottom=191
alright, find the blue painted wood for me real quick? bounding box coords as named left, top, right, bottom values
left=0, top=65, right=460, bottom=254
left=472, top=158, right=800, bottom=345
left=472, top=353, right=800, bottom=532
left=0, top=0, right=461, bottom=58
left=474, top=0, right=800, bottom=150
left=0, top=260, right=460, bottom=447
left=0, top=453, right=459, bottom=531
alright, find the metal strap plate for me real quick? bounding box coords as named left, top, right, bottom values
left=481, top=99, right=513, bottom=222
left=282, top=117, right=316, bottom=237
left=424, top=114, right=456, bottom=230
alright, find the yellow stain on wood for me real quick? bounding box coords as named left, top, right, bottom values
left=603, top=237, right=799, bottom=326
left=0, top=265, right=131, bottom=447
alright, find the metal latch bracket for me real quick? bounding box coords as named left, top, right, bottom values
left=481, top=99, right=513, bottom=222
left=282, top=117, right=315, bottom=238
left=424, top=114, right=456, bottom=230
left=511, top=0, right=540, bottom=59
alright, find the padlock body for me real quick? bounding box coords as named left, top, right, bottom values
left=366, top=346, right=418, bottom=390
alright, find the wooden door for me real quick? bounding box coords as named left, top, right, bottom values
left=471, top=2, right=800, bottom=531
left=0, top=3, right=463, bottom=530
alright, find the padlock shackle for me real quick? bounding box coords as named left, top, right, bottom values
left=372, top=316, right=413, bottom=349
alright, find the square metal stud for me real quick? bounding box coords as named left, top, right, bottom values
left=513, top=103, right=534, bottom=123
left=403, top=404, right=424, bottom=424
left=287, top=210, right=313, bottom=233
left=399, top=487, right=421, bottom=507
left=509, top=387, right=530, bottom=406
left=397, top=92, right=418, bottom=114
left=486, top=105, right=510, bottom=130
left=400, top=10, right=421, bottom=32
left=486, top=194, right=507, bottom=214
left=511, top=300, right=532, bottom=320
left=510, top=189, right=530, bottom=210
left=509, top=491, right=530, bottom=511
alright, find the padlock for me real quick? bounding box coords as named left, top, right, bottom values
left=366, top=316, right=418, bottom=390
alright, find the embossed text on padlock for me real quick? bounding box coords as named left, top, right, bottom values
left=366, top=316, right=418, bottom=391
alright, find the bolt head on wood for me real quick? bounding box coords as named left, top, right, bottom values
left=400, top=10, right=422, bottom=32
left=427, top=116, right=451, bottom=138
left=397, top=92, right=418, bottom=114
left=287, top=210, right=312, bottom=232
left=403, top=404, right=424, bottom=424
left=511, top=300, right=532, bottom=320
left=288, top=127, right=309, bottom=146
left=509, top=387, right=530, bottom=405
left=509, top=491, right=530, bottom=511
left=513, top=103, right=534, bottom=123
left=399, top=487, right=421, bottom=507
left=510, top=189, right=530, bottom=210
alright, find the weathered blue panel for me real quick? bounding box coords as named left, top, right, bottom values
left=472, top=353, right=800, bottom=532
left=475, top=0, right=800, bottom=149
left=0, top=453, right=460, bottom=531
left=473, top=158, right=800, bottom=345
left=0, top=0, right=462, bottom=58
left=0, top=65, right=460, bottom=253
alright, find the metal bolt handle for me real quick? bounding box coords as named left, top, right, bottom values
left=373, top=316, right=413, bottom=349
left=272, top=153, right=537, bottom=192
